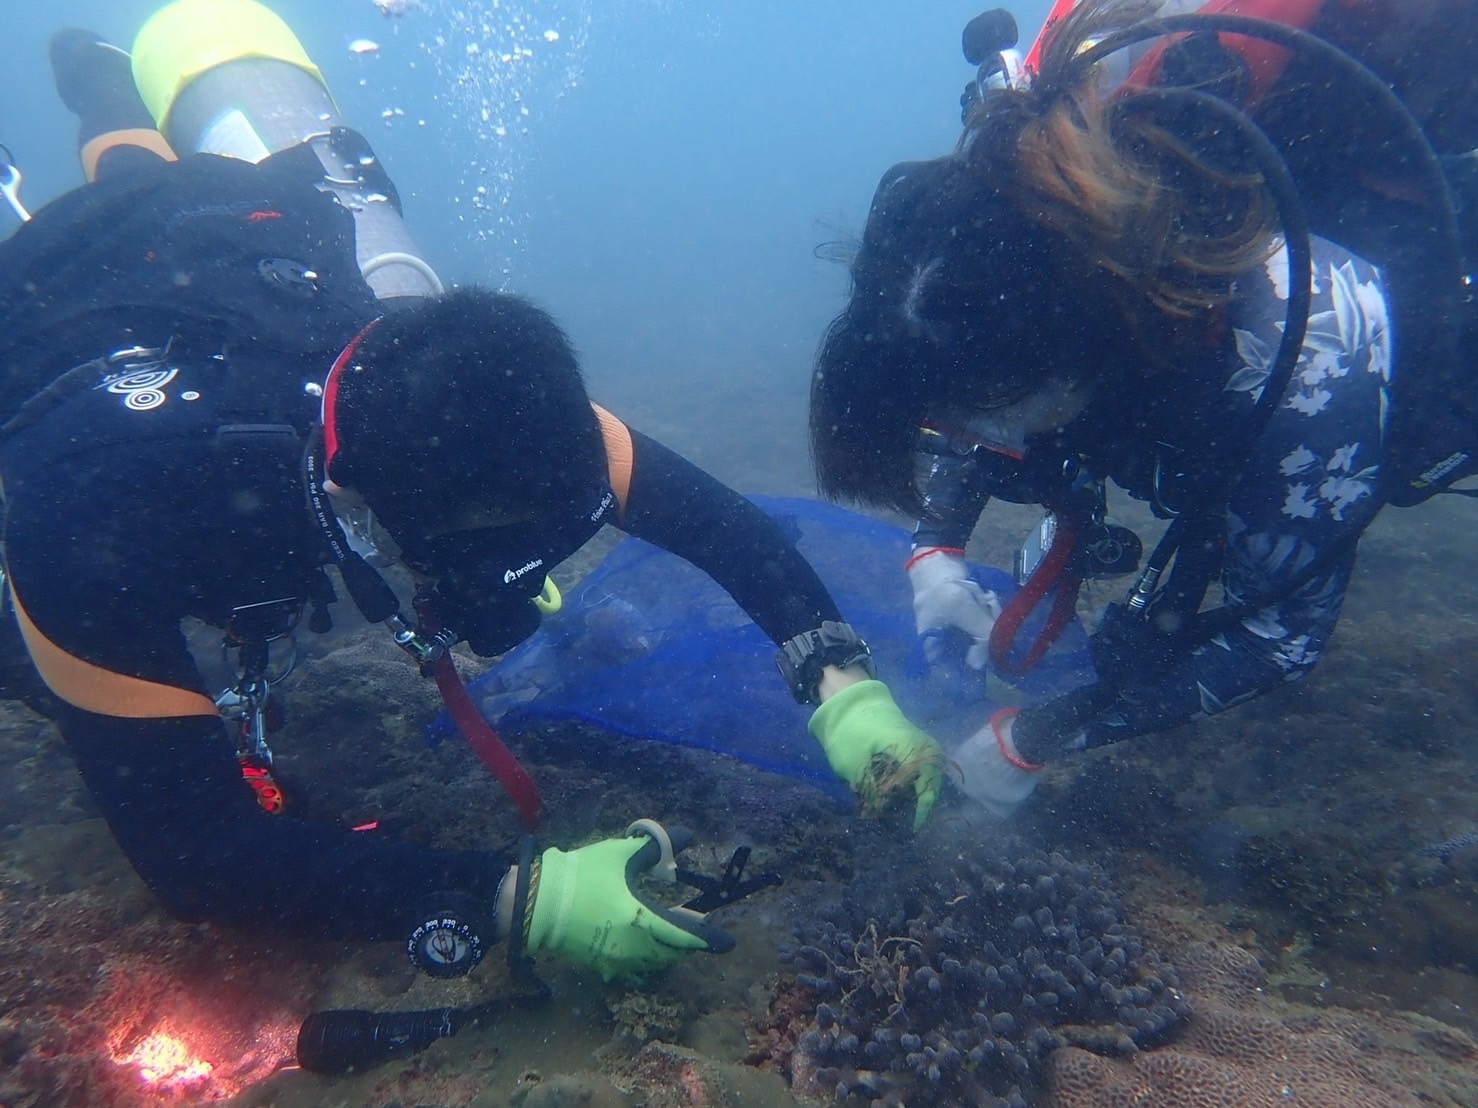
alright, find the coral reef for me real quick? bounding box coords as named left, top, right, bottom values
left=770, top=847, right=1190, bottom=1106
left=1045, top=941, right=1474, bottom=1107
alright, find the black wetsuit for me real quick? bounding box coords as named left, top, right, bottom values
left=0, top=151, right=841, bottom=942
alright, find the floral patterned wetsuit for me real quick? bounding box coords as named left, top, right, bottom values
left=913, top=235, right=1394, bottom=751
left=1114, top=236, right=1390, bottom=743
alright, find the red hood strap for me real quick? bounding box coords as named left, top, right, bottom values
left=321, top=317, right=383, bottom=473
left=413, top=594, right=542, bottom=830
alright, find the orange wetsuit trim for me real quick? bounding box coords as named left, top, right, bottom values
left=79, top=128, right=178, bottom=183
left=9, top=588, right=216, bottom=718
left=592, top=404, right=633, bottom=518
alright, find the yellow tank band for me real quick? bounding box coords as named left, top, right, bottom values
left=132, top=0, right=326, bottom=128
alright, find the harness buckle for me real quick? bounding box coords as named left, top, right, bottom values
left=385, top=611, right=458, bottom=667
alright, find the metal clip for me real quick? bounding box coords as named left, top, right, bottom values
left=216, top=673, right=276, bottom=764
left=1124, top=562, right=1165, bottom=615
left=0, top=145, right=29, bottom=223
left=385, top=612, right=457, bottom=665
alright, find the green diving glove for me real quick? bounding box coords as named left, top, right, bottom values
left=809, top=679, right=945, bottom=831
left=525, top=822, right=734, bottom=982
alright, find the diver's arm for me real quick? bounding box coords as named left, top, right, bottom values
left=1015, top=238, right=1391, bottom=761
left=906, top=426, right=1001, bottom=666
left=1017, top=545, right=1358, bottom=760
left=57, top=705, right=509, bottom=939
left=611, top=421, right=945, bottom=828
left=614, top=426, right=842, bottom=644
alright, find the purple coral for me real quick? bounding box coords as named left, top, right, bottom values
left=777, top=848, right=1191, bottom=1106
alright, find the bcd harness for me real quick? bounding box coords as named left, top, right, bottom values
left=0, top=334, right=549, bottom=830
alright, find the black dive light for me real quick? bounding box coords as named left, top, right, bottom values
left=962, top=7, right=1018, bottom=66
left=297, top=1005, right=467, bottom=1074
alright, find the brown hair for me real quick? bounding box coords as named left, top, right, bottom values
left=967, top=0, right=1278, bottom=347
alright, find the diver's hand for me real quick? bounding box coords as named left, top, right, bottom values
left=809, top=679, right=945, bottom=831
left=907, top=548, right=1000, bottom=670
left=525, top=823, right=733, bottom=982
left=951, top=709, right=1040, bottom=819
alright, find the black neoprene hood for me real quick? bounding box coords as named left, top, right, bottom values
left=326, top=287, right=607, bottom=540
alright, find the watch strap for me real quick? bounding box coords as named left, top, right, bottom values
left=775, top=620, right=876, bottom=704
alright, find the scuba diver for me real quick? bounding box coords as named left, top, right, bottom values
left=0, top=0, right=944, bottom=988
left=810, top=0, right=1478, bottom=817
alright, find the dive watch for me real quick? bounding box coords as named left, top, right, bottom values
left=776, top=620, right=876, bottom=705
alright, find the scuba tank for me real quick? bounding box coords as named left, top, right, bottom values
left=130, top=0, right=442, bottom=302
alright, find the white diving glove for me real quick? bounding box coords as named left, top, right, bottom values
left=949, top=709, right=1040, bottom=819
left=906, top=547, right=1001, bottom=670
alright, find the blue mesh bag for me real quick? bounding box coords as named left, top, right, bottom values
left=451, top=497, right=1095, bottom=793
